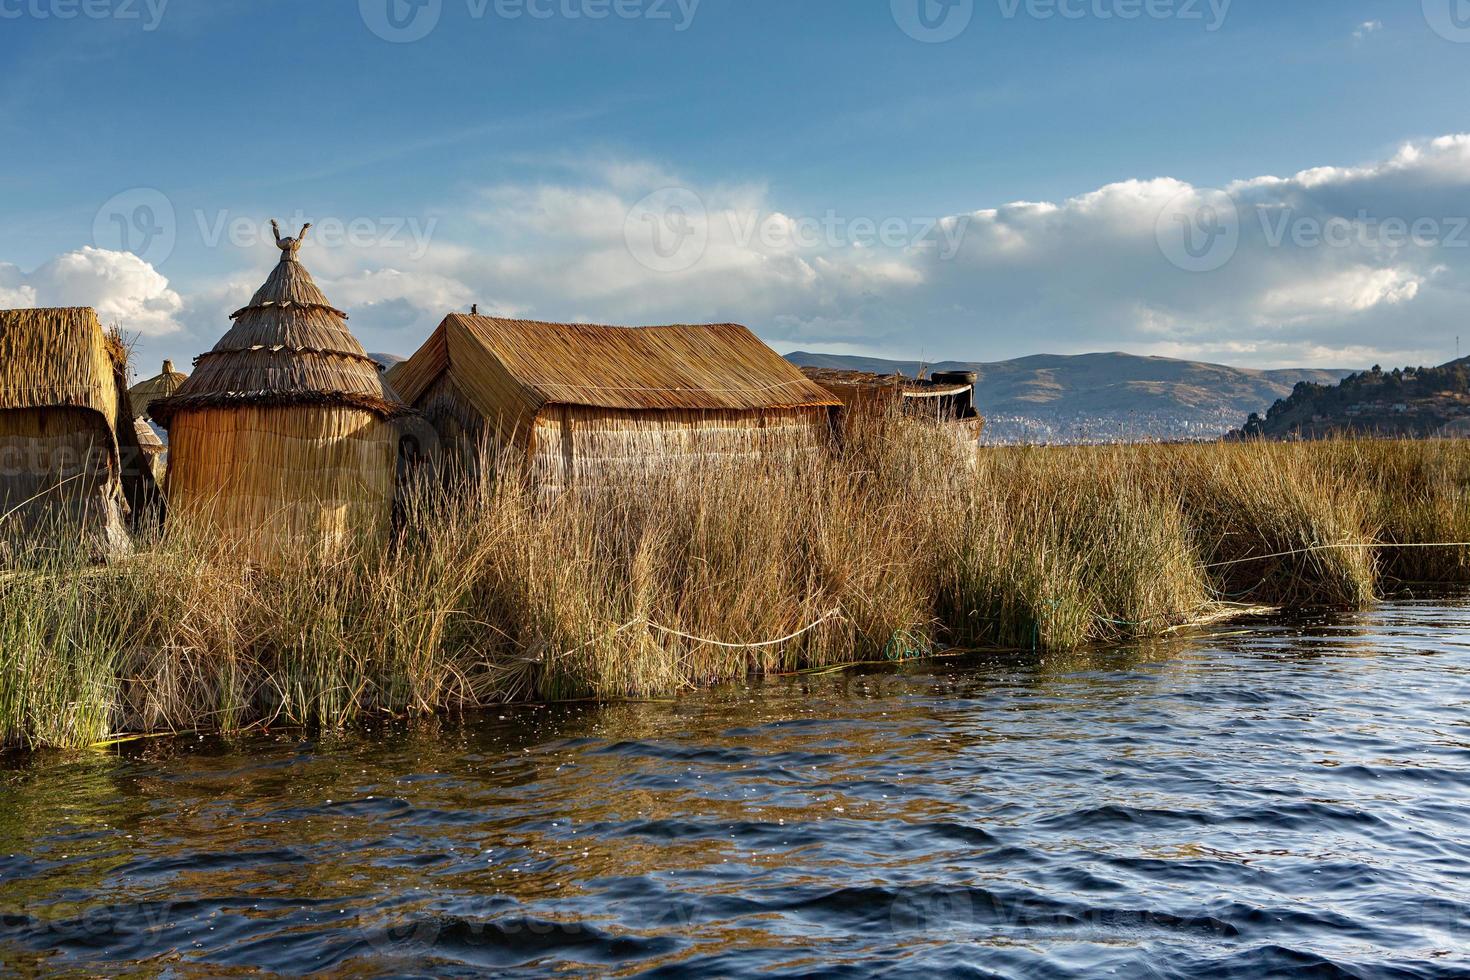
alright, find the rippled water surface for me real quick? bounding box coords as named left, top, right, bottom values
left=3, top=600, right=1470, bottom=977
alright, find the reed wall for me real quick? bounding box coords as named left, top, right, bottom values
left=529, top=405, right=833, bottom=488
left=0, top=407, right=126, bottom=548
left=165, top=404, right=396, bottom=560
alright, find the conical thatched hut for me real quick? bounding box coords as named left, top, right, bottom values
left=128, top=359, right=187, bottom=422
left=0, top=307, right=157, bottom=553
left=151, top=222, right=407, bottom=559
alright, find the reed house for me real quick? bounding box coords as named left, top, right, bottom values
left=150, top=223, right=408, bottom=558
left=128, top=358, right=187, bottom=423
left=128, top=358, right=187, bottom=482
left=801, top=366, right=985, bottom=439
left=0, top=307, right=157, bottom=551
left=387, top=315, right=840, bottom=485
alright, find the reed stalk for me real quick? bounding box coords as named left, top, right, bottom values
left=4, top=427, right=1470, bottom=750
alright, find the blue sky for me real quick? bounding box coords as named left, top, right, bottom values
left=3, top=0, right=1470, bottom=374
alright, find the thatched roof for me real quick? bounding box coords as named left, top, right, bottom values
left=128, top=359, right=188, bottom=418
left=134, top=417, right=165, bottom=453
left=800, top=366, right=974, bottom=397
left=389, top=315, right=839, bottom=420
left=0, top=307, right=123, bottom=433
left=152, top=222, right=407, bottom=425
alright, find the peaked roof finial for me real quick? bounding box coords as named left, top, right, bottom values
left=270, top=219, right=313, bottom=261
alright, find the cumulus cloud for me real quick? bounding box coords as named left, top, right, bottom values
left=1353, top=19, right=1382, bottom=41
left=1, top=247, right=184, bottom=337
left=109, top=134, right=1470, bottom=370
left=380, top=136, right=1470, bottom=367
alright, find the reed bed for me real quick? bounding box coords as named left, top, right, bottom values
left=3, top=428, right=1469, bottom=750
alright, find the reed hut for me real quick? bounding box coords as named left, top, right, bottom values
left=801, top=366, right=984, bottom=438
left=387, top=314, right=840, bottom=486
left=133, top=417, right=166, bottom=484
left=150, top=222, right=408, bottom=558
left=0, top=307, right=157, bottom=551
left=127, top=360, right=186, bottom=482
left=128, top=358, right=187, bottom=422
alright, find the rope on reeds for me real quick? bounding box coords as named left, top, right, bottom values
left=1202, top=541, right=1470, bottom=570
left=645, top=608, right=845, bottom=649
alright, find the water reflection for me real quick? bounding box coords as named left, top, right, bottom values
left=3, top=600, right=1469, bottom=976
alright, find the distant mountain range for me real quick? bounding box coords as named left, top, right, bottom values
left=786, top=351, right=1353, bottom=441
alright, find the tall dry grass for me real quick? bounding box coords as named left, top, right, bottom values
left=4, top=425, right=1470, bottom=750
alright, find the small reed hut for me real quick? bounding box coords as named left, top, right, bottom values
left=128, top=359, right=187, bottom=482
left=128, top=358, right=187, bottom=422
left=386, top=314, right=840, bottom=486
left=133, top=417, right=167, bottom=484
left=801, top=366, right=984, bottom=438
left=0, top=307, right=157, bottom=552
left=150, top=222, right=408, bottom=559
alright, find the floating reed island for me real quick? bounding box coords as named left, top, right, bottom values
left=3, top=222, right=1470, bottom=749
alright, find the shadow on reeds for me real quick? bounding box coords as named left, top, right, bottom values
left=4, top=422, right=1469, bottom=749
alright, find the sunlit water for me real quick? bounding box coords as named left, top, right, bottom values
left=3, top=600, right=1469, bottom=977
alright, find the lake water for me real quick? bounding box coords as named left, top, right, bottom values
left=2, top=600, right=1469, bottom=977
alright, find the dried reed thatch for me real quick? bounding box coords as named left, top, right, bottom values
left=134, top=417, right=166, bottom=483
left=127, top=359, right=188, bottom=421
left=388, top=314, right=841, bottom=486
left=801, top=366, right=984, bottom=443
left=0, top=307, right=156, bottom=553
left=152, top=222, right=408, bottom=559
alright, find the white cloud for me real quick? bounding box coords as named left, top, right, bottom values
left=96, top=134, right=1470, bottom=371
left=1, top=247, right=184, bottom=337
left=337, top=138, right=1470, bottom=366
left=1353, top=19, right=1382, bottom=41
